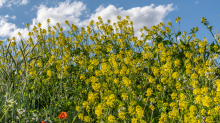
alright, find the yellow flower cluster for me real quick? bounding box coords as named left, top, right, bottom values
left=2, top=15, right=220, bottom=123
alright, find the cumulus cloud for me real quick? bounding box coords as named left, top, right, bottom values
left=85, top=3, right=177, bottom=43
left=8, top=0, right=90, bottom=44
left=0, top=16, right=17, bottom=37
left=0, top=0, right=180, bottom=46
left=31, top=0, right=89, bottom=31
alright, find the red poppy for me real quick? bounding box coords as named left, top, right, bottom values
left=41, top=121, right=46, bottom=123
left=59, top=112, right=67, bottom=119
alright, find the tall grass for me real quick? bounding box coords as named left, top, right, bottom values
left=0, top=15, right=220, bottom=123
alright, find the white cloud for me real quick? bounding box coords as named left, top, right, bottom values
left=7, top=0, right=20, bottom=5
left=11, top=15, right=16, bottom=20
left=3, top=14, right=16, bottom=20
left=4, top=14, right=9, bottom=18
left=0, top=0, right=7, bottom=8
left=5, top=3, right=11, bottom=8
left=30, top=0, right=177, bottom=44
left=84, top=3, right=177, bottom=43
left=31, top=0, right=89, bottom=30
left=195, top=1, right=198, bottom=4
left=0, top=0, right=90, bottom=45
left=20, top=0, right=28, bottom=5
left=0, top=0, right=29, bottom=8
left=0, top=16, right=17, bottom=37
left=0, top=0, right=178, bottom=46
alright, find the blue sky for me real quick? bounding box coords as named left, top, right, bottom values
left=0, top=0, right=220, bottom=68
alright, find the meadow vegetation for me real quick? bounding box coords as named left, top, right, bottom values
left=1, top=15, right=220, bottom=123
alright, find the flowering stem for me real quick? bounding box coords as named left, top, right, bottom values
left=150, top=110, right=154, bottom=123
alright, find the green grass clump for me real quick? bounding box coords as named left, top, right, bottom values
left=1, top=15, right=220, bottom=123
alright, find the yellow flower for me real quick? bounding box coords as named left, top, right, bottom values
left=193, top=88, right=200, bottom=95
left=169, top=102, right=177, bottom=109
left=201, top=86, right=208, bottom=95
left=47, top=70, right=52, bottom=77
left=201, top=17, right=206, bottom=23
left=11, top=42, right=16, bottom=47
left=78, top=113, right=84, bottom=121
left=136, top=105, right=144, bottom=118
left=201, top=108, right=206, bottom=115
left=148, top=76, right=156, bottom=84
left=214, top=106, right=220, bottom=114
left=140, top=119, right=147, bottom=123
left=157, top=84, right=162, bottom=91
left=89, top=20, right=94, bottom=25
left=171, top=93, right=178, bottom=100
left=84, top=116, right=91, bottom=122
left=179, top=101, right=187, bottom=111
left=176, top=82, right=181, bottom=91
left=202, top=95, right=212, bottom=108
left=159, top=112, right=167, bottom=122
left=128, top=106, right=135, bottom=116
left=172, top=72, right=179, bottom=79
left=149, top=98, right=156, bottom=104
left=168, top=108, right=179, bottom=119
left=0, top=40, right=3, bottom=45
left=75, top=106, right=81, bottom=112
left=146, top=88, right=153, bottom=97
left=194, top=95, right=202, bottom=105
left=167, top=22, right=172, bottom=26
left=174, top=59, right=181, bottom=67
left=37, top=22, right=41, bottom=28
left=121, top=92, right=128, bottom=101
left=179, top=93, right=186, bottom=101
left=176, top=17, right=181, bottom=23
left=149, top=105, right=155, bottom=111
left=26, top=23, right=29, bottom=27
left=131, top=118, right=138, bottom=123
left=117, top=15, right=121, bottom=20
left=46, top=19, right=50, bottom=24
left=205, top=116, right=214, bottom=123
left=126, top=15, right=130, bottom=20
left=64, top=20, right=69, bottom=25
left=118, top=111, right=126, bottom=120
left=30, top=70, right=36, bottom=77
left=108, top=114, right=116, bottom=122
left=189, top=105, right=197, bottom=114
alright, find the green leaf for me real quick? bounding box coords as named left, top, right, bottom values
left=180, top=39, right=185, bottom=46
left=152, top=48, right=156, bottom=59
left=208, top=26, right=213, bottom=31
left=210, top=42, right=215, bottom=53
left=144, top=35, right=150, bottom=41
left=161, top=40, right=173, bottom=46
left=132, top=52, right=142, bottom=59
left=176, top=31, right=181, bottom=37
left=155, top=35, right=163, bottom=44
left=189, top=28, right=195, bottom=34
left=169, top=33, right=175, bottom=37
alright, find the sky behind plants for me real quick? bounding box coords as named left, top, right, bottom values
left=0, top=0, right=220, bottom=67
